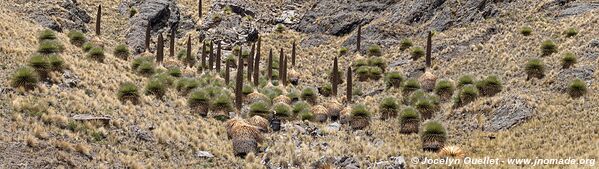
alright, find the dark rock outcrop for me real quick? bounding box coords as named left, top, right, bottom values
left=551, top=66, right=595, bottom=92
left=448, top=94, right=534, bottom=132
left=29, top=0, right=91, bottom=32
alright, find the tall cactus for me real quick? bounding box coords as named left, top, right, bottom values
left=254, top=37, right=261, bottom=85
left=198, top=0, right=202, bottom=18
left=426, top=31, right=432, bottom=69
left=169, top=26, right=176, bottom=57
left=156, top=34, right=164, bottom=64
left=235, top=46, right=244, bottom=110
left=356, top=24, right=361, bottom=53
left=145, top=21, right=151, bottom=52
left=216, top=41, right=222, bottom=72
left=225, top=58, right=230, bottom=85
left=268, top=49, right=273, bottom=81
left=332, top=56, right=339, bottom=96
left=291, top=41, right=296, bottom=67
left=347, top=66, right=352, bottom=103
left=209, top=41, right=214, bottom=70
left=282, top=54, right=287, bottom=86
left=248, top=43, right=255, bottom=82
left=186, top=35, right=192, bottom=67
left=201, top=41, right=207, bottom=68
left=279, top=48, right=284, bottom=83
left=96, top=5, right=101, bottom=36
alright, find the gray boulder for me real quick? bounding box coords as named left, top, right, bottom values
left=551, top=66, right=595, bottom=92
left=484, top=95, right=534, bottom=132
left=29, top=0, right=91, bottom=32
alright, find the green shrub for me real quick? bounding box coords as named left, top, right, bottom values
left=113, top=44, right=130, bottom=60
left=67, top=31, right=86, bottom=47
left=379, top=97, right=399, bottom=114
left=249, top=101, right=270, bottom=117
left=368, top=57, right=386, bottom=71
left=38, top=40, right=62, bottom=54
left=38, top=29, right=57, bottom=41
left=301, top=87, right=318, bottom=104
left=369, top=66, right=383, bottom=80
left=403, top=79, right=420, bottom=94
left=117, top=82, right=140, bottom=104
left=28, top=55, right=50, bottom=76
left=434, top=79, right=454, bottom=99
left=48, top=55, right=65, bottom=71
left=262, top=86, right=283, bottom=99
left=400, top=38, right=413, bottom=51
left=175, top=78, right=199, bottom=94
left=82, top=42, right=94, bottom=52
left=287, top=90, right=301, bottom=103
left=351, top=104, right=370, bottom=118
left=568, top=79, right=587, bottom=98
left=457, top=75, right=475, bottom=88
left=188, top=90, right=209, bottom=107
left=399, top=107, right=419, bottom=123
left=132, top=57, right=151, bottom=70
left=411, top=47, right=425, bottom=60
left=385, top=71, right=404, bottom=88
left=137, top=61, right=155, bottom=76
left=272, top=103, right=292, bottom=118
left=421, top=121, right=447, bottom=137
left=367, top=44, right=382, bottom=56
left=476, top=76, right=502, bottom=96
left=520, top=27, right=532, bottom=36
left=242, top=84, right=254, bottom=95
left=145, top=78, right=167, bottom=98
left=356, top=66, right=369, bottom=81
left=541, top=40, right=557, bottom=56
left=223, top=5, right=233, bottom=15
left=353, top=58, right=368, bottom=68
left=275, top=24, right=285, bottom=33
left=320, top=84, right=332, bottom=97
left=525, top=58, right=545, bottom=79
left=129, top=7, right=137, bottom=17
left=11, top=67, right=39, bottom=90
left=300, top=111, right=314, bottom=121
left=292, top=101, right=311, bottom=115
left=339, top=47, right=349, bottom=55
left=564, top=28, right=578, bottom=38
left=177, top=49, right=187, bottom=60
left=353, top=86, right=363, bottom=96
left=457, top=85, right=479, bottom=106
left=167, top=67, right=182, bottom=77
left=87, top=47, right=105, bottom=62
left=561, top=52, right=577, bottom=69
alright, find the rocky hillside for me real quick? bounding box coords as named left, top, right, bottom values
left=1, top=0, right=598, bottom=168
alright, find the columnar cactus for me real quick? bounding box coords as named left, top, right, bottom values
left=216, top=41, right=222, bottom=72
left=186, top=35, right=193, bottom=67
left=346, top=67, right=352, bottom=103
left=96, top=5, right=101, bottom=36
left=169, top=26, right=176, bottom=57
left=225, top=58, right=230, bottom=85
left=198, top=0, right=202, bottom=18
left=268, top=49, right=273, bottom=81
left=426, top=31, right=432, bottom=68
left=357, top=24, right=361, bottom=53
left=209, top=41, right=214, bottom=70
left=332, top=56, right=339, bottom=96
left=254, top=38, right=261, bottom=86
left=156, top=34, right=164, bottom=64
left=145, top=21, right=151, bottom=52
left=235, top=46, right=244, bottom=111
left=292, top=41, right=296, bottom=67
left=279, top=48, right=284, bottom=83
left=248, top=43, right=255, bottom=82
left=201, top=41, right=207, bottom=68
left=282, top=54, right=288, bottom=86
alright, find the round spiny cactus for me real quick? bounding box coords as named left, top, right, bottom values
left=456, top=85, right=478, bottom=107
left=421, top=121, right=447, bottom=152
left=301, top=87, right=318, bottom=105
left=367, top=44, right=382, bottom=56
left=242, top=84, right=254, bottom=96
left=385, top=71, right=404, bottom=88
left=411, top=47, right=425, bottom=60
left=300, top=111, right=314, bottom=121
left=356, top=66, right=370, bottom=81
left=541, top=40, right=557, bottom=56
left=379, top=97, right=399, bottom=120
left=11, top=67, right=39, bottom=90
left=561, top=52, right=577, bottom=69
left=117, top=82, right=140, bottom=105
left=87, top=47, right=105, bottom=62
left=434, top=79, right=455, bottom=101
left=350, top=104, right=370, bottom=130
left=400, top=38, right=413, bottom=51
left=211, top=94, right=233, bottom=121
left=292, top=101, right=311, bottom=116
left=399, top=107, right=419, bottom=134
left=188, top=90, right=210, bottom=116
left=525, top=58, right=545, bottom=79
left=568, top=79, right=587, bottom=98
left=438, top=145, right=466, bottom=158
left=476, top=75, right=502, bottom=97
left=113, top=44, right=130, bottom=60
left=415, top=97, right=437, bottom=120
left=67, top=31, right=86, bottom=47
left=287, top=90, right=301, bottom=103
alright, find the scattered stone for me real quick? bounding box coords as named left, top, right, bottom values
left=131, top=125, right=154, bottom=142
left=589, top=39, right=599, bottom=48
left=335, top=156, right=361, bottom=169
left=373, top=156, right=406, bottom=169
left=551, top=66, right=595, bottom=92
left=60, top=70, right=80, bottom=88
left=196, top=151, right=214, bottom=158
left=484, top=95, right=534, bottom=132
left=72, top=114, right=111, bottom=126
left=418, top=71, right=438, bottom=92
left=558, top=3, right=599, bottom=17
left=325, top=122, right=341, bottom=132
left=29, top=0, right=91, bottom=32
